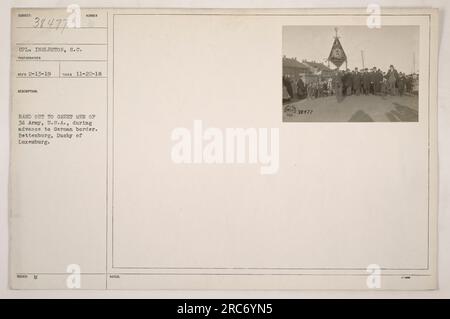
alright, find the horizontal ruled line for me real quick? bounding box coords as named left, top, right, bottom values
left=16, top=43, right=107, bottom=46
left=16, top=76, right=107, bottom=79
left=16, top=60, right=107, bottom=62
left=16, top=26, right=107, bottom=29
left=15, top=272, right=433, bottom=277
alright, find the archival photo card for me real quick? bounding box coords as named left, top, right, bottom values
left=9, top=8, right=438, bottom=290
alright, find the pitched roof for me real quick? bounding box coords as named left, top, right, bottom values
left=303, top=61, right=332, bottom=71
left=283, top=57, right=309, bottom=69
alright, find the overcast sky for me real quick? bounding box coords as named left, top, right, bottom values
left=283, top=26, right=420, bottom=73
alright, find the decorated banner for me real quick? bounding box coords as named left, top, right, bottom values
left=328, top=29, right=347, bottom=68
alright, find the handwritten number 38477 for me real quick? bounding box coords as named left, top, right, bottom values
left=33, top=17, right=68, bottom=32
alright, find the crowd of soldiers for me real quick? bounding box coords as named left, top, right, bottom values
left=283, top=65, right=419, bottom=102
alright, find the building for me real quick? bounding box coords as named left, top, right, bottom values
left=282, top=56, right=311, bottom=81
left=302, top=60, right=334, bottom=82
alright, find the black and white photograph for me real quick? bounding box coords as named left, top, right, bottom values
left=282, top=26, right=420, bottom=122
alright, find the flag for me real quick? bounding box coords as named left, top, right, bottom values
left=328, top=37, right=347, bottom=69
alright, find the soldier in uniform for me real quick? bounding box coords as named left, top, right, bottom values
left=343, top=69, right=353, bottom=96
left=375, top=69, right=383, bottom=95
left=352, top=68, right=361, bottom=96
left=381, top=72, right=388, bottom=96
left=282, top=75, right=291, bottom=101
left=386, top=65, right=399, bottom=96
left=369, top=67, right=377, bottom=95
left=406, top=75, right=413, bottom=94
left=285, top=75, right=294, bottom=100
left=297, top=76, right=306, bottom=99
left=398, top=72, right=406, bottom=96
left=333, top=70, right=344, bottom=102
left=363, top=68, right=371, bottom=95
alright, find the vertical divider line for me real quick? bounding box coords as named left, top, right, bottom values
left=105, top=11, right=109, bottom=289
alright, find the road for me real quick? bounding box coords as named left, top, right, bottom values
left=283, top=94, right=419, bottom=122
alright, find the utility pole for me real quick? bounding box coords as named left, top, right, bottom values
left=361, top=50, right=365, bottom=69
